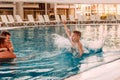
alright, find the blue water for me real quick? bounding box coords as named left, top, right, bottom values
left=0, top=25, right=120, bottom=80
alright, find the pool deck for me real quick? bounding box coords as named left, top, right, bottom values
left=0, top=23, right=119, bottom=30
left=65, top=59, right=120, bottom=80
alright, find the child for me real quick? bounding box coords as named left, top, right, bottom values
left=0, top=35, right=16, bottom=59
left=0, top=36, right=8, bottom=52
left=1, top=31, right=14, bottom=52
left=63, top=22, right=83, bottom=57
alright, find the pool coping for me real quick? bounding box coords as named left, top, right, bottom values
left=0, top=23, right=119, bottom=30
left=65, top=58, right=120, bottom=80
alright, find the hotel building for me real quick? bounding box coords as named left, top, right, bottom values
left=0, top=1, right=120, bottom=20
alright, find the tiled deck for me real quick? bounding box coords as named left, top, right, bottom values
left=65, top=59, right=120, bottom=80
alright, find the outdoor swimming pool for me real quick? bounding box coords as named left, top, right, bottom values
left=0, top=25, right=120, bottom=80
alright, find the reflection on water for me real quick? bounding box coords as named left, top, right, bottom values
left=0, top=25, right=120, bottom=80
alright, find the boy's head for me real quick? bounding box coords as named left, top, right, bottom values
left=1, top=31, right=11, bottom=41
left=71, top=30, right=81, bottom=42
left=1, top=31, right=11, bottom=36
left=73, top=31, right=81, bottom=37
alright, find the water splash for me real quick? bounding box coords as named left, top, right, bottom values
left=52, top=34, right=72, bottom=49
left=52, top=33, right=106, bottom=55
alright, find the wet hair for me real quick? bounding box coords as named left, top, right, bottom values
left=1, top=31, right=11, bottom=36
left=73, top=30, right=81, bottom=37
left=0, top=36, right=5, bottom=44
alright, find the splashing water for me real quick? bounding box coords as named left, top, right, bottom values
left=52, top=33, right=106, bottom=55
left=52, top=34, right=72, bottom=48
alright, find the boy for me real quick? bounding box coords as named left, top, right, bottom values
left=63, top=22, right=83, bottom=56
left=0, top=33, right=16, bottom=59
left=1, top=31, right=14, bottom=52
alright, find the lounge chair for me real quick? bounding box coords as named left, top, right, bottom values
left=0, top=15, right=14, bottom=27
left=15, top=15, right=28, bottom=26
left=7, top=15, right=15, bottom=23
left=69, top=15, right=77, bottom=24
left=89, top=15, right=97, bottom=23
left=55, top=15, right=62, bottom=24
left=77, top=14, right=83, bottom=24
left=95, top=14, right=106, bottom=24
left=60, top=15, right=67, bottom=21
left=43, top=15, right=56, bottom=24
left=7, top=15, right=21, bottom=26
left=37, top=15, right=45, bottom=25
left=27, top=15, right=40, bottom=26
left=77, top=14, right=88, bottom=24
left=106, top=14, right=116, bottom=23
left=60, top=15, right=70, bottom=24
left=116, top=14, right=120, bottom=23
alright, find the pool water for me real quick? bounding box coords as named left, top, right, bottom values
left=0, top=25, right=120, bottom=80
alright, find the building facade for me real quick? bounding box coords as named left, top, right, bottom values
left=0, top=1, right=120, bottom=20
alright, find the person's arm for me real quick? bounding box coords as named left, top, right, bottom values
left=78, top=42, right=84, bottom=56
left=63, top=21, right=71, bottom=38
left=0, top=48, right=8, bottom=52
left=5, top=41, right=14, bottom=52
left=8, top=41, right=14, bottom=52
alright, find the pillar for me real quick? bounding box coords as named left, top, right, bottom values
left=45, top=3, right=47, bottom=15
left=54, top=3, right=57, bottom=15
left=16, top=2, right=24, bottom=19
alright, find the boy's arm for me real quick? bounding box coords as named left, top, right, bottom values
left=63, top=22, right=71, bottom=38
left=78, top=42, right=84, bottom=56
left=7, top=41, right=14, bottom=52
left=9, top=41, right=14, bottom=52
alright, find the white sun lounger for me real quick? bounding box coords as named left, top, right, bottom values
left=60, top=15, right=67, bottom=21
left=60, top=15, right=70, bottom=24
left=89, top=15, right=97, bottom=23
left=0, top=15, right=14, bottom=27
left=7, top=15, right=15, bottom=23
left=15, top=15, right=29, bottom=26
left=77, top=14, right=88, bottom=24
left=27, top=15, right=40, bottom=26
left=95, top=14, right=106, bottom=23
left=7, top=15, right=23, bottom=26
left=116, top=14, right=120, bottom=23
left=55, top=15, right=62, bottom=24
left=37, top=15, right=45, bottom=25
left=69, top=15, right=77, bottom=24
left=106, top=14, right=116, bottom=23
left=43, top=15, right=56, bottom=24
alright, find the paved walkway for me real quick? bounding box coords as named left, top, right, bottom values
left=65, top=59, right=120, bottom=80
